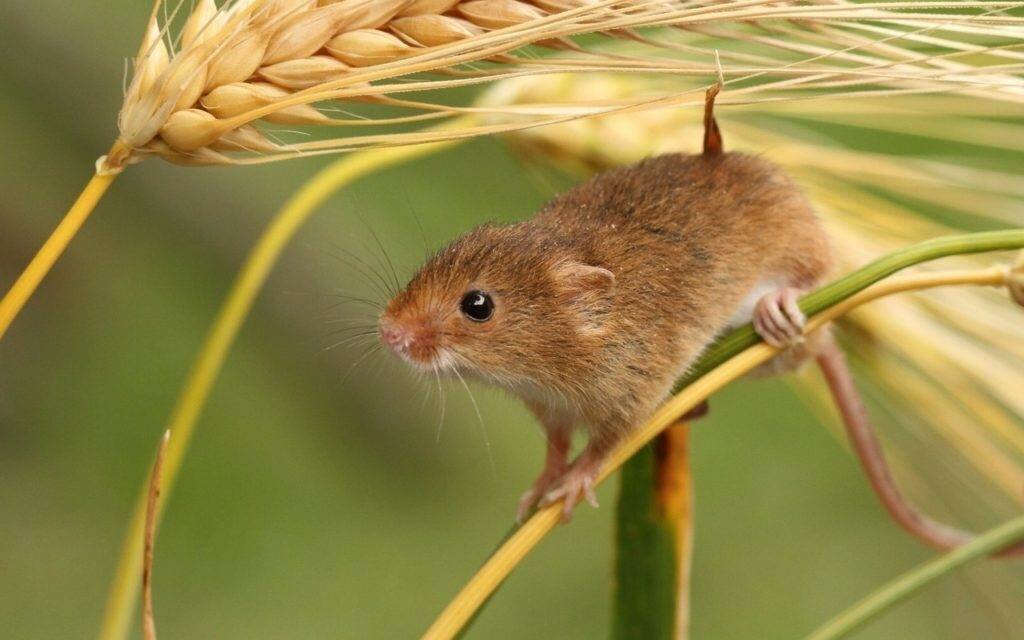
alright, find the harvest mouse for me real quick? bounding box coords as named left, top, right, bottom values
left=379, top=88, right=1022, bottom=555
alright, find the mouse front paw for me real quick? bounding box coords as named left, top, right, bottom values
left=753, top=286, right=807, bottom=348
left=516, top=454, right=570, bottom=523
left=539, top=459, right=601, bottom=523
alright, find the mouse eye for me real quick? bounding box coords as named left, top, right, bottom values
left=460, top=290, right=494, bottom=322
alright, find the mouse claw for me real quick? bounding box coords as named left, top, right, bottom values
left=516, top=488, right=541, bottom=524
left=541, top=488, right=582, bottom=524
left=582, top=477, right=599, bottom=508
left=540, top=463, right=600, bottom=524
left=515, top=452, right=570, bottom=523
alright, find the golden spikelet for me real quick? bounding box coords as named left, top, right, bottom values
left=105, top=0, right=1024, bottom=171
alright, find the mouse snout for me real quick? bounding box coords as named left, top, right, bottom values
left=379, top=320, right=411, bottom=350
left=379, top=314, right=440, bottom=365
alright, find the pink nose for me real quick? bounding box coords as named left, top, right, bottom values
left=379, top=321, right=411, bottom=350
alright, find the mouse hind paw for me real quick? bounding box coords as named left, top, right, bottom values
left=753, top=286, right=807, bottom=348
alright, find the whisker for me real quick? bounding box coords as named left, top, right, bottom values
left=320, top=318, right=376, bottom=330
left=350, top=224, right=401, bottom=300
left=320, top=258, right=388, bottom=302
left=322, top=240, right=396, bottom=302
left=417, top=368, right=434, bottom=413
left=338, top=343, right=383, bottom=387
left=319, top=326, right=378, bottom=344
left=324, top=313, right=378, bottom=327
left=339, top=224, right=399, bottom=299
left=452, top=366, right=495, bottom=478
left=320, top=338, right=377, bottom=357
left=323, top=290, right=384, bottom=303
left=321, top=317, right=377, bottom=328
left=363, top=220, right=403, bottom=295
left=405, top=198, right=432, bottom=260
left=318, top=295, right=384, bottom=314
left=434, top=366, right=447, bottom=444
left=319, top=331, right=379, bottom=354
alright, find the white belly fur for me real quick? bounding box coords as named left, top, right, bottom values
left=727, top=278, right=785, bottom=329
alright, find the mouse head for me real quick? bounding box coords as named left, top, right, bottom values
left=378, top=223, right=615, bottom=386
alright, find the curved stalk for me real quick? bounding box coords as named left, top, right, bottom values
left=0, top=168, right=118, bottom=340
left=97, top=119, right=473, bottom=640
left=805, top=514, right=1024, bottom=640
left=422, top=234, right=1024, bottom=640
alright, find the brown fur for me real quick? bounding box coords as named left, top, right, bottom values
left=381, top=152, right=832, bottom=452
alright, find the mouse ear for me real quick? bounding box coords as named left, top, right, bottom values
left=553, top=261, right=615, bottom=336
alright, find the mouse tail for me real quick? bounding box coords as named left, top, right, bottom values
left=815, top=334, right=1024, bottom=557
left=703, top=82, right=723, bottom=156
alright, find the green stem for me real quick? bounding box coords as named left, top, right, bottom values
left=613, top=424, right=693, bottom=640
left=806, top=515, right=1024, bottom=640
left=679, top=230, right=1024, bottom=390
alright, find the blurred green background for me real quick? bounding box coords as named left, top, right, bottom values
left=1, top=2, right=1019, bottom=639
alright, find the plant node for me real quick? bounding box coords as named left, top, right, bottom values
left=97, top=142, right=135, bottom=175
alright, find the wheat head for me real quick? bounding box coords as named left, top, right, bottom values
left=106, top=0, right=1024, bottom=171
left=111, top=0, right=681, bottom=169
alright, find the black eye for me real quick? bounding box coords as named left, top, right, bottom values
left=460, top=290, right=494, bottom=322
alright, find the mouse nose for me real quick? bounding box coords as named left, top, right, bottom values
left=379, top=317, right=411, bottom=351
left=380, top=314, right=442, bottom=366
left=380, top=326, right=407, bottom=348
